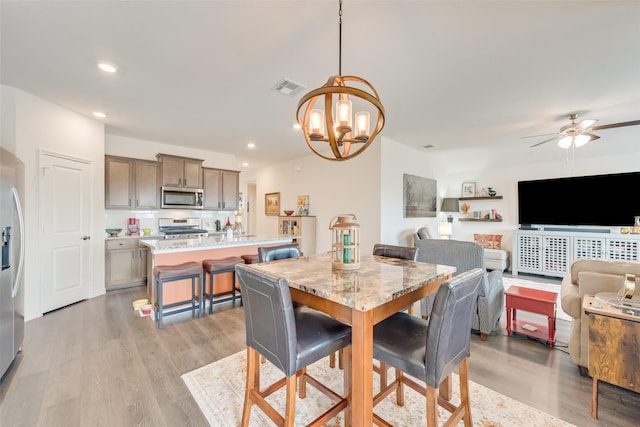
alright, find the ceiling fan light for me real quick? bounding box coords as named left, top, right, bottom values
left=558, top=136, right=572, bottom=148
left=574, top=134, right=592, bottom=147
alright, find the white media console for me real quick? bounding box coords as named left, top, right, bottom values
left=512, top=228, right=640, bottom=278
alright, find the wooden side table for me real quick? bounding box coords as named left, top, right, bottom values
left=584, top=294, right=640, bottom=419
left=505, top=285, right=557, bottom=347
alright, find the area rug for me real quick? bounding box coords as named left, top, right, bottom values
left=182, top=351, right=575, bottom=427
left=503, top=276, right=571, bottom=322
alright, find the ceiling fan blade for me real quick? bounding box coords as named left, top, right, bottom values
left=591, top=119, right=640, bottom=131
left=520, top=132, right=557, bottom=139
left=529, top=136, right=557, bottom=148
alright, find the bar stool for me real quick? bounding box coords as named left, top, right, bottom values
left=240, top=254, right=260, bottom=264
left=154, top=261, right=203, bottom=329
left=202, top=256, right=245, bottom=314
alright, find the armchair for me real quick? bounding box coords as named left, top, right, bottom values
left=414, top=239, right=504, bottom=340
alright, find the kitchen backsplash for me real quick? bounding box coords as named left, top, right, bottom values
left=105, top=209, right=236, bottom=235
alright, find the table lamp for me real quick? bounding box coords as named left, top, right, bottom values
left=438, top=222, right=453, bottom=240
left=441, top=198, right=460, bottom=223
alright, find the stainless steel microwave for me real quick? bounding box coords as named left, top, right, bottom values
left=161, top=186, right=204, bottom=209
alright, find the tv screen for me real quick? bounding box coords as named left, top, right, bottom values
left=517, top=172, right=640, bottom=227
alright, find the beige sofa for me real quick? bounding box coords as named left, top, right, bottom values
left=560, top=258, right=640, bottom=375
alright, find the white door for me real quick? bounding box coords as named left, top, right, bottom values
left=40, top=152, right=92, bottom=313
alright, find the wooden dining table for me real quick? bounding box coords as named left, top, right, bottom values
left=243, top=252, right=456, bottom=426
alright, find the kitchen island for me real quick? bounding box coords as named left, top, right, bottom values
left=140, top=235, right=293, bottom=315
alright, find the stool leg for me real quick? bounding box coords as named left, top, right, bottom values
left=209, top=272, right=214, bottom=314
left=158, top=278, right=164, bottom=329
left=191, top=276, right=196, bottom=317
left=199, top=273, right=204, bottom=317
left=231, top=271, right=236, bottom=303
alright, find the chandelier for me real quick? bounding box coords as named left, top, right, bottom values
left=296, top=0, right=385, bottom=161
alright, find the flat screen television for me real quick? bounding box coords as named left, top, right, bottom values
left=517, top=172, right=640, bottom=227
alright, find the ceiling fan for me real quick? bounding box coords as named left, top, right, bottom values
left=525, top=113, right=640, bottom=149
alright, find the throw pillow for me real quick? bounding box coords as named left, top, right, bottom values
left=474, top=233, right=502, bottom=249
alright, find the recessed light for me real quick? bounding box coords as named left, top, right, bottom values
left=247, top=143, right=255, bottom=149
left=97, top=62, right=117, bottom=73
left=93, top=111, right=106, bottom=118
left=242, top=162, right=249, bottom=167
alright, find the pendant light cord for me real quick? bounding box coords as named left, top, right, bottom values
left=338, top=0, right=343, bottom=76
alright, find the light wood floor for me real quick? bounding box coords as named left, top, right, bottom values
left=1, top=275, right=639, bottom=426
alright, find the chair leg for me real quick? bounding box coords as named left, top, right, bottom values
left=395, top=368, right=404, bottom=406
left=480, top=332, right=488, bottom=341
left=426, top=384, right=438, bottom=427
left=329, top=352, right=336, bottom=368
left=284, top=375, right=296, bottom=427
left=459, top=358, right=473, bottom=427
left=241, top=347, right=259, bottom=427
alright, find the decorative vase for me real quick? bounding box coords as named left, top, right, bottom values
left=635, top=216, right=640, bottom=227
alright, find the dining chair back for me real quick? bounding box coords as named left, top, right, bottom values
left=372, top=243, right=418, bottom=260
left=258, top=242, right=302, bottom=262
left=372, top=268, right=483, bottom=427
left=236, top=264, right=351, bottom=426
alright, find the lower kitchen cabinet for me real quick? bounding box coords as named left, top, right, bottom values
left=105, top=239, right=148, bottom=290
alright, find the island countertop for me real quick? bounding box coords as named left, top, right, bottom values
left=140, top=235, right=292, bottom=254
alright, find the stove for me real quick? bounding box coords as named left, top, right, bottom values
left=158, top=218, right=208, bottom=239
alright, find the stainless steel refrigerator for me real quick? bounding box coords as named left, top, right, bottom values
left=0, top=147, right=25, bottom=381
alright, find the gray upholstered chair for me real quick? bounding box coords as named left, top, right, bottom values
left=372, top=243, right=418, bottom=261
left=235, top=264, right=351, bottom=427
left=258, top=242, right=302, bottom=262
left=414, top=226, right=433, bottom=242
left=372, top=268, right=483, bottom=427
left=414, top=238, right=504, bottom=340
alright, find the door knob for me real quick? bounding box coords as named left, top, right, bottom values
left=81, top=235, right=91, bottom=240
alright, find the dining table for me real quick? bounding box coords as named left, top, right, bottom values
left=243, top=252, right=456, bottom=426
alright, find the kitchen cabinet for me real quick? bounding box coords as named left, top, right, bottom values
left=105, top=156, right=160, bottom=209
left=156, top=153, right=203, bottom=189
left=203, top=168, right=240, bottom=210
left=278, top=215, right=316, bottom=255
left=105, top=238, right=148, bottom=290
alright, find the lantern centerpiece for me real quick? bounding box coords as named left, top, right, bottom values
left=330, top=214, right=360, bottom=270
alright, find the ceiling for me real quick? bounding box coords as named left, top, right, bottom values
left=2, top=0, right=640, bottom=170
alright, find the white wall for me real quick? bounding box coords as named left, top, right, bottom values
left=1, top=85, right=105, bottom=320
left=250, top=143, right=382, bottom=254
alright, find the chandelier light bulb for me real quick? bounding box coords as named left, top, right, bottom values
left=335, top=98, right=352, bottom=132
left=308, top=109, right=325, bottom=139
left=354, top=111, right=370, bottom=139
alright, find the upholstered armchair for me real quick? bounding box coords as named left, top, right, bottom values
left=414, top=239, right=504, bottom=340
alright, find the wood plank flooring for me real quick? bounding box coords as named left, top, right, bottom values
left=1, top=275, right=639, bottom=426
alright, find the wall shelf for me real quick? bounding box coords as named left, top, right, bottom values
left=459, top=196, right=503, bottom=201
left=458, top=218, right=503, bottom=222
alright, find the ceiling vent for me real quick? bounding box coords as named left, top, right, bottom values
left=272, top=78, right=307, bottom=97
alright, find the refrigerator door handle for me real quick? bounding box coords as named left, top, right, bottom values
left=11, top=186, right=24, bottom=298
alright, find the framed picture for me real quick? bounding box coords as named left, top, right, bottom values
left=403, top=173, right=437, bottom=218
left=265, top=192, right=280, bottom=216
left=297, top=195, right=310, bottom=216
left=462, top=182, right=476, bottom=197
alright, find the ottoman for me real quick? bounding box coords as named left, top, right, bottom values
left=485, top=248, right=509, bottom=271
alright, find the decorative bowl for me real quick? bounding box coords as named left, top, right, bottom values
left=283, top=210, right=294, bottom=216
left=106, top=228, right=122, bottom=237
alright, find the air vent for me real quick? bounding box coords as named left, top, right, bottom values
left=271, top=79, right=307, bottom=97
left=422, top=144, right=435, bottom=149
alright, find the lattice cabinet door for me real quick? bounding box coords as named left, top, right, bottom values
left=606, top=238, right=639, bottom=261
left=542, top=235, right=570, bottom=276
left=515, top=233, right=542, bottom=274
left=573, top=236, right=606, bottom=260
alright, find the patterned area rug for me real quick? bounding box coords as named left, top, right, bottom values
left=502, top=276, right=571, bottom=322
left=182, top=351, right=575, bottom=427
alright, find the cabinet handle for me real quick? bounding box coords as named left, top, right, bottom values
left=222, top=201, right=225, bottom=208
left=184, top=178, right=187, bottom=186
left=218, top=201, right=221, bottom=208
left=81, top=235, right=91, bottom=240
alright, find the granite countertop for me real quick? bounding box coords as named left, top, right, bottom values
left=139, top=235, right=292, bottom=254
